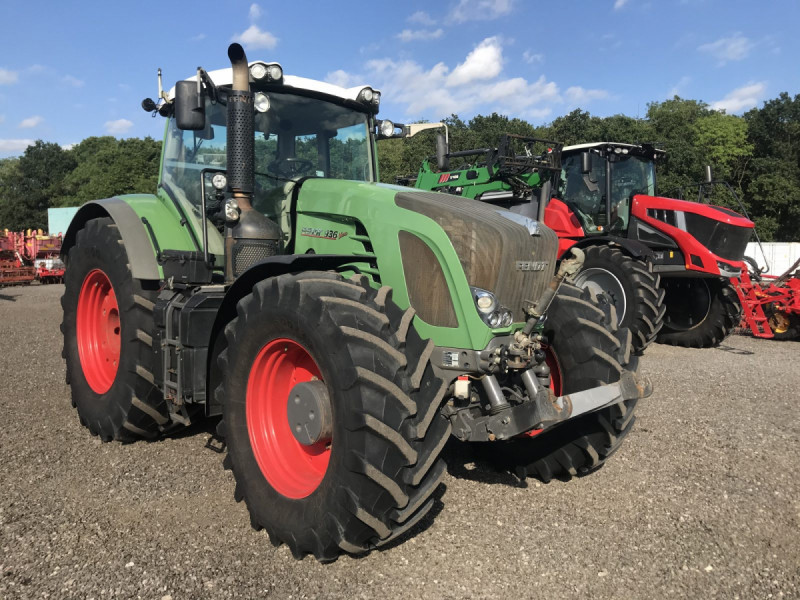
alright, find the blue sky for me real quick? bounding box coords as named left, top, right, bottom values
left=0, top=0, right=798, bottom=158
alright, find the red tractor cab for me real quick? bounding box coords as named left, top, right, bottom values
left=546, top=142, right=753, bottom=349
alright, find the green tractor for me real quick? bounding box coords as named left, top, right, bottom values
left=60, top=44, right=649, bottom=561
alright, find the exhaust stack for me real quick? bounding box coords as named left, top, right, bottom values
left=224, top=43, right=281, bottom=281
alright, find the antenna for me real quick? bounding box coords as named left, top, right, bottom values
left=157, top=68, right=168, bottom=102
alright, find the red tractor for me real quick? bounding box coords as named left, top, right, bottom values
left=548, top=142, right=753, bottom=350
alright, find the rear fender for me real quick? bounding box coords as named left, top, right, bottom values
left=61, top=194, right=199, bottom=281
left=61, top=198, right=161, bottom=280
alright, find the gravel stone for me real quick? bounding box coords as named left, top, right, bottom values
left=1, top=283, right=798, bottom=599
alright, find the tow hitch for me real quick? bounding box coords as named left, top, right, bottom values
left=447, top=370, right=652, bottom=442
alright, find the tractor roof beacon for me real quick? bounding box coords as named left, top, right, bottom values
left=411, top=133, right=754, bottom=351
left=59, top=44, right=650, bottom=561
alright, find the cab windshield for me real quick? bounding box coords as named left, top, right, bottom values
left=560, top=153, right=655, bottom=233
left=160, top=92, right=374, bottom=252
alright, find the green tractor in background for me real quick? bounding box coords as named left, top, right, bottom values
left=60, top=44, right=649, bottom=561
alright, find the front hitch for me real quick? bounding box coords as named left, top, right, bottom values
left=447, top=369, right=652, bottom=442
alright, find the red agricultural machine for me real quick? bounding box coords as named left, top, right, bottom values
left=0, top=230, right=65, bottom=286
left=732, top=257, right=800, bottom=340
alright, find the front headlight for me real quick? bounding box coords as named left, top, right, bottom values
left=470, top=287, right=513, bottom=328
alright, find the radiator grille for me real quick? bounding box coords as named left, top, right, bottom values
left=395, top=191, right=558, bottom=322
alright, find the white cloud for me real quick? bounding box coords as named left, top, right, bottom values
left=698, top=34, right=754, bottom=66
left=397, top=28, right=444, bottom=42
left=448, top=0, right=514, bottom=23
left=0, top=68, right=18, bottom=85
left=614, top=0, right=630, bottom=9
left=325, top=69, right=357, bottom=88
left=62, top=74, right=84, bottom=87
left=190, top=33, right=206, bottom=42
left=447, top=37, right=503, bottom=87
left=355, top=39, right=561, bottom=121
left=61, top=143, right=76, bottom=151
left=0, top=115, right=4, bottom=124
left=335, top=35, right=606, bottom=122
left=522, top=50, right=543, bottom=64
left=232, top=25, right=278, bottom=50
left=19, top=115, right=43, bottom=129
left=249, top=3, right=261, bottom=21
left=565, top=86, right=610, bottom=104
left=710, top=82, right=766, bottom=113
left=105, top=118, right=133, bottom=134
left=407, top=10, right=435, bottom=25
left=0, top=139, right=34, bottom=153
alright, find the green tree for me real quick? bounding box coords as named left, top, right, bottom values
left=58, top=136, right=161, bottom=206
left=646, top=97, right=712, bottom=196
left=0, top=141, right=75, bottom=230
left=743, top=93, right=800, bottom=241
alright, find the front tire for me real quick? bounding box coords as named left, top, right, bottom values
left=219, top=272, right=450, bottom=561
left=657, top=277, right=742, bottom=348
left=501, top=283, right=639, bottom=482
left=573, top=245, right=665, bottom=354
left=61, top=217, right=170, bottom=441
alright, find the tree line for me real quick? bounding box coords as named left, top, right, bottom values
left=1, top=93, right=797, bottom=241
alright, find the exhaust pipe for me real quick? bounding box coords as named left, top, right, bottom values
left=224, top=43, right=281, bottom=281
left=227, top=43, right=255, bottom=209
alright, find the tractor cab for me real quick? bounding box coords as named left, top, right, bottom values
left=158, top=63, right=383, bottom=266
left=557, top=142, right=663, bottom=235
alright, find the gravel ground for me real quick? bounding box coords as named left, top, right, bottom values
left=1, top=283, right=798, bottom=599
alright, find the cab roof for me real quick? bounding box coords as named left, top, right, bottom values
left=167, top=62, right=379, bottom=104
left=563, top=142, right=666, bottom=155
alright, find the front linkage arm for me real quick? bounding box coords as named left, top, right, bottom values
left=447, top=369, right=652, bottom=443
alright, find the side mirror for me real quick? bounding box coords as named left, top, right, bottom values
left=174, top=80, right=206, bottom=130
left=436, top=133, right=450, bottom=171
left=581, top=151, right=592, bottom=174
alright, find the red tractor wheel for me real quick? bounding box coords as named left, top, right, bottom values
left=61, top=217, right=170, bottom=441
left=499, top=283, right=639, bottom=481
left=219, top=272, right=450, bottom=561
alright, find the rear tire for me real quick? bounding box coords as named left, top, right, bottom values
left=657, top=277, right=742, bottom=348
left=61, top=217, right=169, bottom=441
left=500, top=283, right=639, bottom=482
left=573, top=245, right=665, bottom=354
left=219, top=272, right=450, bottom=561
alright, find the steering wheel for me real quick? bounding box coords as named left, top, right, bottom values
left=269, top=157, right=314, bottom=178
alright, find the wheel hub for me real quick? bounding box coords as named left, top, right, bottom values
left=287, top=379, right=332, bottom=446
left=574, top=267, right=627, bottom=323
left=76, top=268, right=120, bottom=394
left=245, top=338, right=331, bottom=499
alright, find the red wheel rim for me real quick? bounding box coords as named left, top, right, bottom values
left=76, top=269, right=121, bottom=394
left=544, top=347, right=563, bottom=396
left=246, top=338, right=330, bottom=499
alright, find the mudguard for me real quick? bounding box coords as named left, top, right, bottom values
left=61, top=195, right=198, bottom=281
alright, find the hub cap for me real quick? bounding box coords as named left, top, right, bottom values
left=574, top=267, right=627, bottom=323
left=76, top=269, right=120, bottom=394
left=246, top=338, right=330, bottom=499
